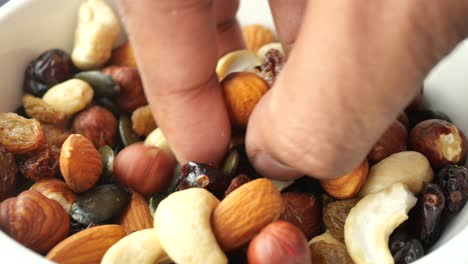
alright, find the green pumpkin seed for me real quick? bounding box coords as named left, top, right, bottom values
left=99, top=145, right=115, bottom=183
left=222, top=148, right=240, bottom=178
left=94, top=97, right=120, bottom=116
left=70, top=184, right=130, bottom=225
left=119, top=115, right=141, bottom=146
left=75, top=71, right=120, bottom=98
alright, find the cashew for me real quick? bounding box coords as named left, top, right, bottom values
left=144, top=128, right=175, bottom=161
left=101, top=228, right=170, bottom=264
left=309, top=230, right=341, bottom=246
left=345, top=183, right=417, bottom=264
left=216, top=50, right=262, bottom=79
left=42, top=79, right=94, bottom=115
left=155, top=188, right=227, bottom=264
left=256, top=42, right=284, bottom=61
left=72, top=0, right=120, bottom=70
left=359, top=151, right=433, bottom=196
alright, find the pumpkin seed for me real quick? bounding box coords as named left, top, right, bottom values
left=222, top=148, right=240, bottom=178
left=98, top=145, right=115, bottom=183
left=74, top=71, right=120, bottom=98
left=118, top=115, right=141, bottom=146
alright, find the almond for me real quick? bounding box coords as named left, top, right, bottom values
left=211, top=178, right=283, bottom=251
left=118, top=191, right=153, bottom=234
left=47, top=225, right=126, bottom=264
left=242, top=24, right=276, bottom=52
left=60, top=134, right=103, bottom=193
left=320, top=160, right=369, bottom=199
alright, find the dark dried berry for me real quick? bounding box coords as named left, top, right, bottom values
left=414, top=183, right=445, bottom=248
left=224, top=174, right=251, bottom=197
left=0, top=146, right=18, bottom=201
left=392, top=239, right=424, bottom=264
left=176, top=162, right=231, bottom=199
left=280, top=192, right=322, bottom=240
left=18, top=146, right=59, bottom=181
left=255, top=49, right=285, bottom=86
left=323, top=199, right=359, bottom=242
left=436, top=165, right=468, bottom=213
left=23, top=49, right=75, bottom=96
left=408, top=109, right=452, bottom=130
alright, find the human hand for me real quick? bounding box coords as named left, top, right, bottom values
left=118, top=0, right=468, bottom=180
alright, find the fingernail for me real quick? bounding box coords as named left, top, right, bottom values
left=251, top=150, right=302, bottom=181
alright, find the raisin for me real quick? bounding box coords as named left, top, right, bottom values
left=41, top=123, right=71, bottom=148
left=18, top=146, right=60, bottom=181
left=224, top=174, right=251, bottom=197
left=0, top=113, right=45, bottom=154
left=280, top=192, right=322, bottom=240
left=309, top=241, right=353, bottom=264
left=255, top=49, right=285, bottom=86
left=23, top=49, right=75, bottom=97
left=414, top=183, right=445, bottom=248
left=0, top=146, right=18, bottom=201
left=436, top=165, right=468, bottom=213
left=22, top=94, right=67, bottom=125
left=392, top=239, right=424, bottom=264
left=323, top=199, right=359, bottom=242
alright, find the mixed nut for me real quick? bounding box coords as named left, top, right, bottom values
left=0, top=1, right=467, bottom=264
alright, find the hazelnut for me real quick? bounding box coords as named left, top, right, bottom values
left=0, top=190, right=69, bottom=253
left=321, top=160, right=369, bottom=199
left=410, top=119, right=467, bottom=169
left=72, top=105, right=118, bottom=148
left=102, top=66, right=147, bottom=113
left=368, top=120, right=407, bottom=164
left=221, top=72, right=269, bottom=128
left=31, top=178, right=77, bottom=213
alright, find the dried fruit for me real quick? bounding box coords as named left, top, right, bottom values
left=118, top=114, right=141, bottom=146
left=22, top=94, right=68, bottom=124
left=60, top=134, right=103, bottom=193
left=309, top=241, right=354, bottom=264
left=436, top=165, right=468, bottom=213
left=323, top=199, right=359, bottom=243
left=254, top=48, right=285, bottom=86
left=118, top=191, right=153, bottom=234
left=113, top=143, right=175, bottom=196
left=74, top=71, right=120, bottom=98
left=23, top=49, right=75, bottom=97
left=410, top=119, right=467, bottom=169
left=47, top=225, right=126, bottom=264
left=72, top=105, right=118, bottom=148
left=321, top=160, right=368, bottom=199
left=0, top=190, right=69, bottom=253
left=221, top=72, right=269, bottom=128
left=257, top=42, right=284, bottom=61
left=41, top=123, right=71, bottom=148
left=0, top=147, right=17, bottom=201
left=279, top=192, right=321, bottom=240
left=102, top=66, right=147, bottom=112
left=31, top=178, right=77, bottom=213
left=242, top=24, right=276, bottom=52
left=247, top=221, right=310, bottom=264
left=110, top=41, right=137, bottom=67
left=368, top=120, right=407, bottom=164
left=0, top=113, right=45, bottom=154
left=42, top=79, right=94, bottom=115
left=392, top=239, right=424, bottom=264
left=224, top=174, right=251, bottom=197
left=18, top=146, right=60, bottom=181
left=131, top=105, right=157, bottom=136
left=176, top=161, right=231, bottom=199
left=71, top=184, right=130, bottom=225
left=216, top=49, right=262, bottom=79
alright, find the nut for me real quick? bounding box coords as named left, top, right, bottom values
left=60, top=134, right=103, bottom=193
left=110, top=41, right=138, bottom=67
left=72, top=105, right=118, bottom=148
left=71, top=0, right=121, bottom=69
left=0, top=190, right=69, bottom=253
left=368, top=120, right=407, bottom=164
left=410, top=119, right=467, bottom=169
left=321, top=160, right=369, bottom=199
left=42, top=79, right=94, bottom=115
left=359, top=151, right=434, bottom=197
left=144, top=128, right=175, bottom=161
left=131, top=105, right=157, bottom=136
left=31, top=178, right=77, bottom=213
left=102, top=66, right=147, bottom=112
left=221, top=72, right=269, bottom=128
left=279, top=192, right=322, bottom=240
left=344, top=183, right=417, bottom=264
left=216, top=49, right=262, bottom=79
left=242, top=24, right=276, bottom=52
left=247, top=221, right=310, bottom=264
left=102, top=228, right=170, bottom=264
left=118, top=191, right=153, bottom=234
left=212, top=178, right=283, bottom=251
left=74, top=70, right=121, bottom=98
left=113, top=143, right=176, bottom=196
left=257, top=42, right=284, bottom=62
left=47, top=225, right=126, bottom=263
left=155, top=188, right=227, bottom=264
left=22, top=94, right=68, bottom=125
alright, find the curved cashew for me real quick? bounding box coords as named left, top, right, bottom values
left=72, top=0, right=121, bottom=70
left=345, top=183, right=417, bottom=264
left=101, top=228, right=170, bottom=264
left=359, top=151, right=433, bottom=196
left=154, top=188, right=227, bottom=264
left=216, top=50, right=262, bottom=79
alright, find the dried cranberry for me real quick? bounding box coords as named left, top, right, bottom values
left=392, top=239, right=424, bottom=264
left=255, top=49, right=285, bottom=86
left=436, top=165, right=468, bottom=213
left=23, top=49, right=75, bottom=96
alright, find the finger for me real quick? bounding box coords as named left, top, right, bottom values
left=246, top=1, right=468, bottom=180
left=214, top=0, right=245, bottom=57
left=118, top=0, right=230, bottom=165
left=268, top=0, right=307, bottom=55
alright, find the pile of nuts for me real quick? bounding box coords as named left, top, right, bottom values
left=0, top=1, right=467, bottom=264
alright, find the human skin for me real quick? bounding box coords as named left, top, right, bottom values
left=118, top=0, right=468, bottom=180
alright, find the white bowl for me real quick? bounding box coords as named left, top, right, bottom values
left=0, top=0, right=468, bottom=263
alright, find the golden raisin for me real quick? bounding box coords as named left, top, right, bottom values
left=41, top=124, right=71, bottom=148
left=0, top=113, right=45, bottom=154
left=22, top=94, right=67, bottom=125
left=310, top=241, right=353, bottom=264
left=323, top=199, right=359, bottom=242
left=131, top=105, right=157, bottom=136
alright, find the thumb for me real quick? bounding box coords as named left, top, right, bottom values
left=246, top=1, right=468, bottom=180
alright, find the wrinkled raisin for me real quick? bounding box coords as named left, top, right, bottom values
left=22, top=94, right=67, bottom=125
left=18, top=146, right=59, bottom=181
left=0, top=113, right=45, bottom=154
left=414, top=183, right=445, bottom=248
left=323, top=199, right=359, bottom=242
left=392, top=239, right=424, bottom=264
left=436, top=165, right=468, bottom=213
left=0, top=146, right=18, bottom=201
left=309, top=241, right=353, bottom=264
left=41, top=124, right=71, bottom=148
left=280, top=192, right=322, bottom=240
left=23, top=49, right=75, bottom=97
left=224, top=174, right=251, bottom=197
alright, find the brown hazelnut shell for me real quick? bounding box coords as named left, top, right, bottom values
left=368, top=120, right=407, bottom=164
